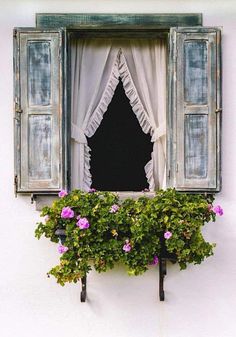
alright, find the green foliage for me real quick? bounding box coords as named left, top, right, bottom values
left=35, top=188, right=217, bottom=285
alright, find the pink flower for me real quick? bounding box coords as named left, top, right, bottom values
left=58, top=190, right=68, bottom=198
left=149, top=255, right=159, bottom=266
left=61, top=206, right=74, bottom=219
left=58, top=244, right=69, bottom=254
left=213, top=205, right=224, bottom=216
left=110, top=204, right=119, bottom=213
left=123, top=240, right=131, bottom=252
left=76, top=217, right=90, bottom=229
left=89, top=188, right=96, bottom=193
left=164, top=231, right=172, bottom=239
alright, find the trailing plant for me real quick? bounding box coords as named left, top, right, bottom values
left=35, top=188, right=223, bottom=286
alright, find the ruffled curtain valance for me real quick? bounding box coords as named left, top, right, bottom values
left=71, top=39, right=167, bottom=191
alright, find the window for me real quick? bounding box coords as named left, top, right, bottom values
left=13, top=14, right=222, bottom=200
left=87, top=79, right=153, bottom=191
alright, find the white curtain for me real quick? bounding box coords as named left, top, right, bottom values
left=71, top=38, right=167, bottom=191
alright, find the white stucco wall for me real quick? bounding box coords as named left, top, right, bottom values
left=0, top=1, right=236, bottom=336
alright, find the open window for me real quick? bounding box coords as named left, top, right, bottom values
left=70, top=37, right=167, bottom=192
left=87, top=79, right=153, bottom=192
left=13, top=14, right=222, bottom=200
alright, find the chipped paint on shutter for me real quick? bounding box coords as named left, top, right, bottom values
left=167, top=27, right=222, bottom=191
left=14, top=29, right=68, bottom=193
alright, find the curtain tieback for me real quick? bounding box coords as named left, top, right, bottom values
left=151, top=123, right=166, bottom=142
left=71, top=123, right=87, bottom=144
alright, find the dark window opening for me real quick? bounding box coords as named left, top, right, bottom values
left=87, top=79, right=153, bottom=191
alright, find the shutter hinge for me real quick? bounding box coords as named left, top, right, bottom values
left=14, top=175, right=18, bottom=197
left=13, top=29, right=17, bottom=38
left=15, top=102, right=23, bottom=114
left=215, top=108, right=222, bottom=113
left=168, top=169, right=171, bottom=179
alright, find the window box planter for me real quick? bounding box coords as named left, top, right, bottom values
left=35, top=188, right=222, bottom=302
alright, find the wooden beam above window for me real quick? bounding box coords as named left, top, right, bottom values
left=36, top=13, right=202, bottom=29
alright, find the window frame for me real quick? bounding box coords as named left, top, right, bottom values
left=52, top=13, right=203, bottom=195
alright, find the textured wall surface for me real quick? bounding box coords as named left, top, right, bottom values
left=0, top=1, right=235, bottom=337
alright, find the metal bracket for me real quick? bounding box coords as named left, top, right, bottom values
left=14, top=175, right=18, bottom=197
left=55, top=229, right=87, bottom=302
left=159, top=258, right=167, bottom=301
left=30, top=194, right=36, bottom=204
left=159, top=256, right=177, bottom=301
left=80, top=276, right=87, bottom=302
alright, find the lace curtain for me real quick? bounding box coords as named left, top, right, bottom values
left=71, top=38, right=167, bottom=191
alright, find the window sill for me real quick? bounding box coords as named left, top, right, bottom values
left=35, top=191, right=155, bottom=211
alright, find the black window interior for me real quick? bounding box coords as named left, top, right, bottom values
left=88, top=79, right=153, bottom=191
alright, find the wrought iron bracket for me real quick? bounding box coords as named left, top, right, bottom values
left=159, top=257, right=177, bottom=301
left=55, top=229, right=87, bottom=302
left=159, top=258, right=167, bottom=301
left=80, top=276, right=87, bottom=302
left=55, top=229, right=176, bottom=302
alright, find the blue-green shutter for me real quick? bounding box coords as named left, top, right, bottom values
left=167, top=27, right=222, bottom=192
left=14, top=28, right=69, bottom=193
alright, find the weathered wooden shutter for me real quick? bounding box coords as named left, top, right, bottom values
left=14, top=28, right=69, bottom=193
left=167, top=27, right=221, bottom=192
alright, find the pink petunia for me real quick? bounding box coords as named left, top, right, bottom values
left=58, top=244, right=69, bottom=254
left=88, top=188, right=97, bottom=193
left=58, top=190, right=68, bottom=198
left=149, top=255, right=159, bottom=266
left=213, top=205, right=224, bottom=216
left=123, top=240, right=131, bottom=252
left=76, top=217, right=90, bottom=229
left=164, top=231, right=172, bottom=239
left=110, top=204, right=120, bottom=213
left=61, top=206, right=74, bottom=219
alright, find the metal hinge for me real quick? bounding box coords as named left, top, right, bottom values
left=13, top=29, right=17, bottom=38
left=14, top=175, right=18, bottom=197
left=215, top=108, right=222, bottom=113
left=168, top=169, right=171, bottom=179
left=15, top=102, right=23, bottom=114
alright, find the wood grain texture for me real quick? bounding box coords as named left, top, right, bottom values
left=28, top=115, right=52, bottom=180
left=184, top=41, right=207, bottom=105
left=167, top=27, right=222, bottom=192
left=28, top=41, right=51, bottom=106
left=36, top=13, right=202, bottom=29
left=14, top=29, right=68, bottom=193
left=184, top=115, right=208, bottom=179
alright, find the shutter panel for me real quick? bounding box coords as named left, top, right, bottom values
left=167, top=27, right=222, bottom=192
left=14, top=28, right=69, bottom=193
